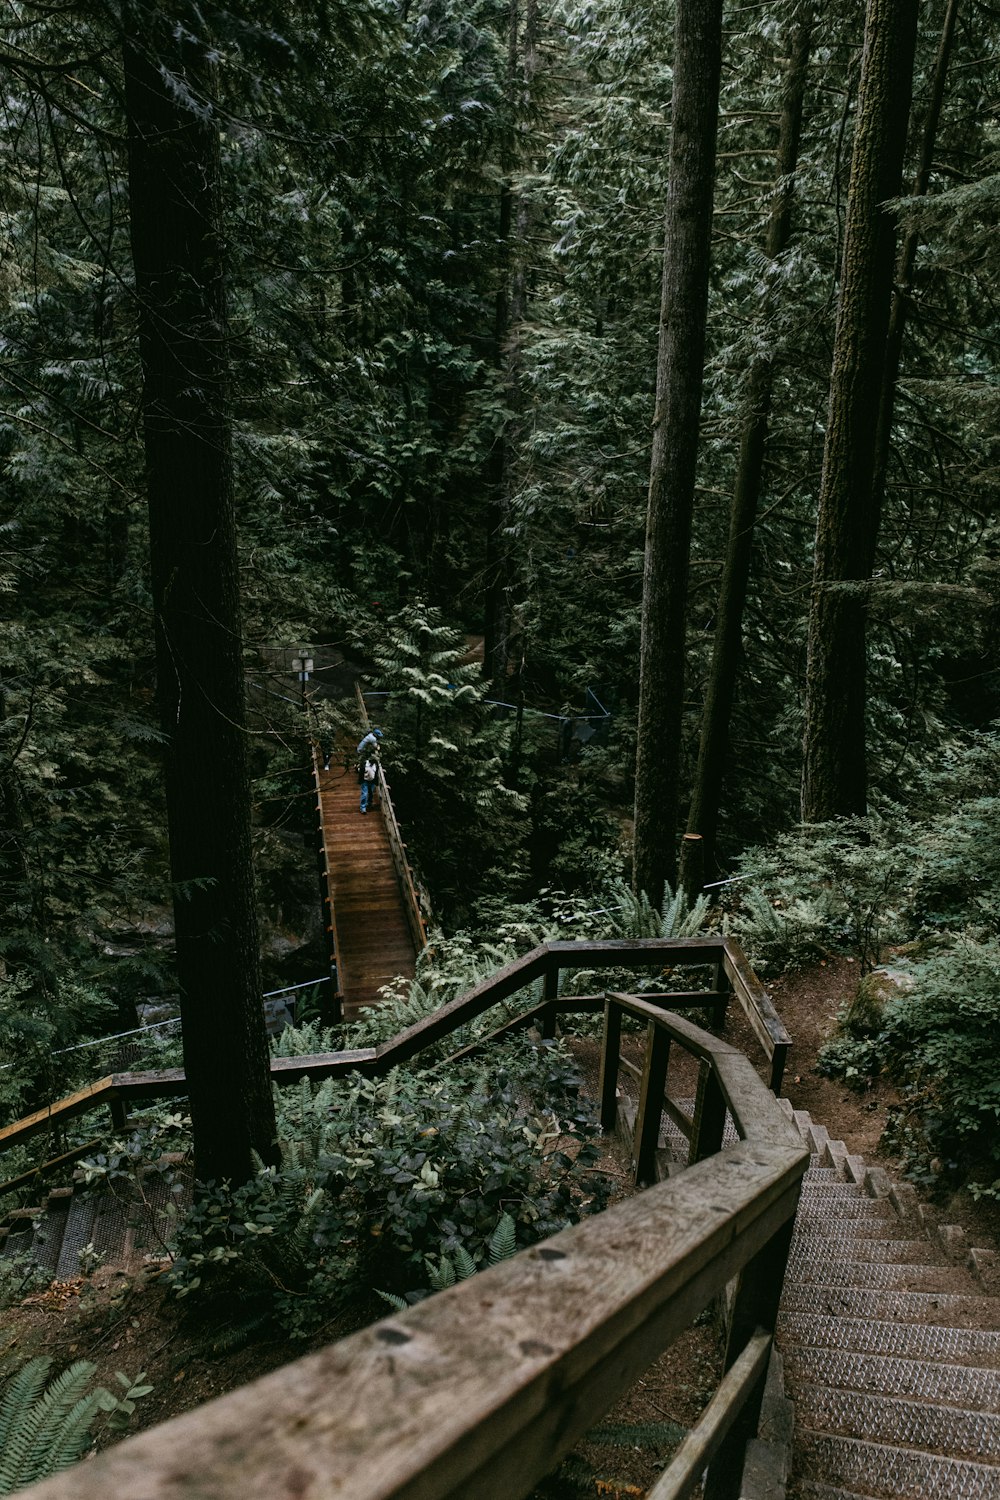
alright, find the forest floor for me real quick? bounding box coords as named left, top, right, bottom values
left=1, top=952, right=998, bottom=1492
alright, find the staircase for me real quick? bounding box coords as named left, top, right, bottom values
left=0, top=1162, right=187, bottom=1281
left=775, top=1100, right=1000, bottom=1500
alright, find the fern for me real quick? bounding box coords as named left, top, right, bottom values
left=585, top=1419, right=688, bottom=1448
left=607, top=879, right=709, bottom=941
left=487, top=1211, right=517, bottom=1265
left=0, top=1358, right=109, bottom=1494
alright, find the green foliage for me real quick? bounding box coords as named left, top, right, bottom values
left=0, top=1252, right=50, bottom=1312
left=605, top=879, right=710, bottom=941
left=727, top=817, right=917, bottom=972
left=166, top=1037, right=608, bottom=1338
left=0, top=1357, right=152, bottom=1494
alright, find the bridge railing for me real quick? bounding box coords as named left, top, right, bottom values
left=355, top=682, right=428, bottom=955
left=310, top=738, right=346, bottom=1019
left=20, top=961, right=806, bottom=1500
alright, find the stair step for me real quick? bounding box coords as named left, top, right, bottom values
left=780, top=1283, right=1000, bottom=1327
left=778, top=1314, right=1000, bottom=1367
left=783, top=1348, right=1000, bottom=1414
left=794, top=1197, right=900, bottom=1227
left=793, top=1431, right=1000, bottom=1499
left=795, top=1484, right=882, bottom=1500
left=29, top=1191, right=72, bottom=1274
left=789, top=1235, right=948, bottom=1266
left=786, top=1259, right=978, bottom=1294
left=55, top=1193, right=97, bottom=1279
left=795, top=1381, right=1000, bottom=1463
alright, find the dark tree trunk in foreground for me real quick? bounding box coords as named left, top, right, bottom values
left=686, top=3, right=812, bottom=874
left=633, top=0, right=724, bottom=904
left=123, top=4, right=277, bottom=1183
left=800, top=0, right=918, bottom=822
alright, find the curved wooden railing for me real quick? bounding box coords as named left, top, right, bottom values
left=0, top=938, right=789, bottom=1182
left=20, top=948, right=806, bottom=1500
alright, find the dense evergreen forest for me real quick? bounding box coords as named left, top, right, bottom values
left=1, top=0, right=999, bottom=1222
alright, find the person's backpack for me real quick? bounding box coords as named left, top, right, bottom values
left=363, top=758, right=378, bottom=782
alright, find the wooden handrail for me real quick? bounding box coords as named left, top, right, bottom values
left=311, top=739, right=346, bottom=1019
left=22, top=1001, right=807, bottom=1500
left=0, top=937, right=790, bottom=1183
left=355, top=682, right=428, bottom=953
left=376, top=762, right=427, bottom=955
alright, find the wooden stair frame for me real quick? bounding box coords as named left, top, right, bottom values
left=15, top=940, right=805, bottom=1500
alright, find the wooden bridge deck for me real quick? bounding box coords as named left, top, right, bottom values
left=318, top=763, right=418, bottom=1017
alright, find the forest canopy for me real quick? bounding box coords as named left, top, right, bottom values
left=0, top=0, right=998, bottom=1188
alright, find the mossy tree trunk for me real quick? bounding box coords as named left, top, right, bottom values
left=633, top=0, right=724, bottom=904
left=800, top=0, right=918, bottom=822
left=123, top=2, right=277, bottom=1184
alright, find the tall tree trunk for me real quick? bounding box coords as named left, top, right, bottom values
left=123, top=3, right=277, bottom=1184
left=484, top=0, right=537, bottom=696
left=632, top=0, right=724, bottom=904
left=800, top=0, right=918, bottom=823
left=869, top=0, right=960, bottom=557
left=686, top=4, right=812, bottom=874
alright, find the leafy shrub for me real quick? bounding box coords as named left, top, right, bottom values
left=878, top=939, right=1000, bottom=1198
left=727, top=816, right=916, bottom=972
left=166, top=1036, right=609, bottom=1338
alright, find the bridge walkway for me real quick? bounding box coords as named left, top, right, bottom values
left=315, top=755, right=423, bottom=1019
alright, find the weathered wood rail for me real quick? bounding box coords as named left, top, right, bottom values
left=21, top=956, right=806, bottom=1500
left=0, top=938, right=789, bottom=1181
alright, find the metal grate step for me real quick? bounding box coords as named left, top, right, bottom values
left=795, top=1380, right=1000, bottom=1464
left=793, top=1431, right=1000, bottom=1499
left=778, top=1313, right=1000, bottom=1368
left=780, top=1284, right=1000, bottom=1329
left=783, top=1347, right=1000, bottom=1415
left=788, top=1234, right=949, bottom=1267
left=55, top=1193, right=97, bottom=1280
left=786, top=1258, right=978, bottom=1295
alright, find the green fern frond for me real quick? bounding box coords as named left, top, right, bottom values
left=585, top=1418, right=688, bottom=1448
left=375, top=1288, right=408, bottom=1311
left=0, top=1357, right=107, bottom=1494
left=453, top=1243, right=478, bottom=1279
left=487, top=1211, right=517, bottom=1265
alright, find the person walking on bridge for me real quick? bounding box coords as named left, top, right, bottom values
left=357, top=728, right=383, bottom=814
left=357, top=727, right=383, bottom=759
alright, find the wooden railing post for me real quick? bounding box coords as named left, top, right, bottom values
left=703, top=1215, right=797, bottom=1500
left=598, top=999, right=622, bottom=1133
left=540, top=960, right=558, bottom=1040
left=633, top=1022, right=670, bottom=1186
left=711, top=958, right=732, bottom=1031
left=690, top=1059, right=727, bottom=1164
left=108, top=1097, right=127, bottom=1132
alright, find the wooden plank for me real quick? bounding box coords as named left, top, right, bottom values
left=0, top=1078, right=115, bottom=1149
left=646, top=1330, right=772, bottom=1500
left=23, top=1139, right=806, bottom=1500
left=720, top=937, right=791, bottom=1065
left=0, top=1139, right=105, bottom=1200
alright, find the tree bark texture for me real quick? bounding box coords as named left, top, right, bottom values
left=800, top=0, right=918, bottom=823
left=870, top=0, right=960, bottom=555
left=123, top=3, right=277, bottom=1183
left=686, top=4, right=812, bottom=873
left=633, top=0, right=724, bottom=904
left=484, top=0, right=537, bottom=696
